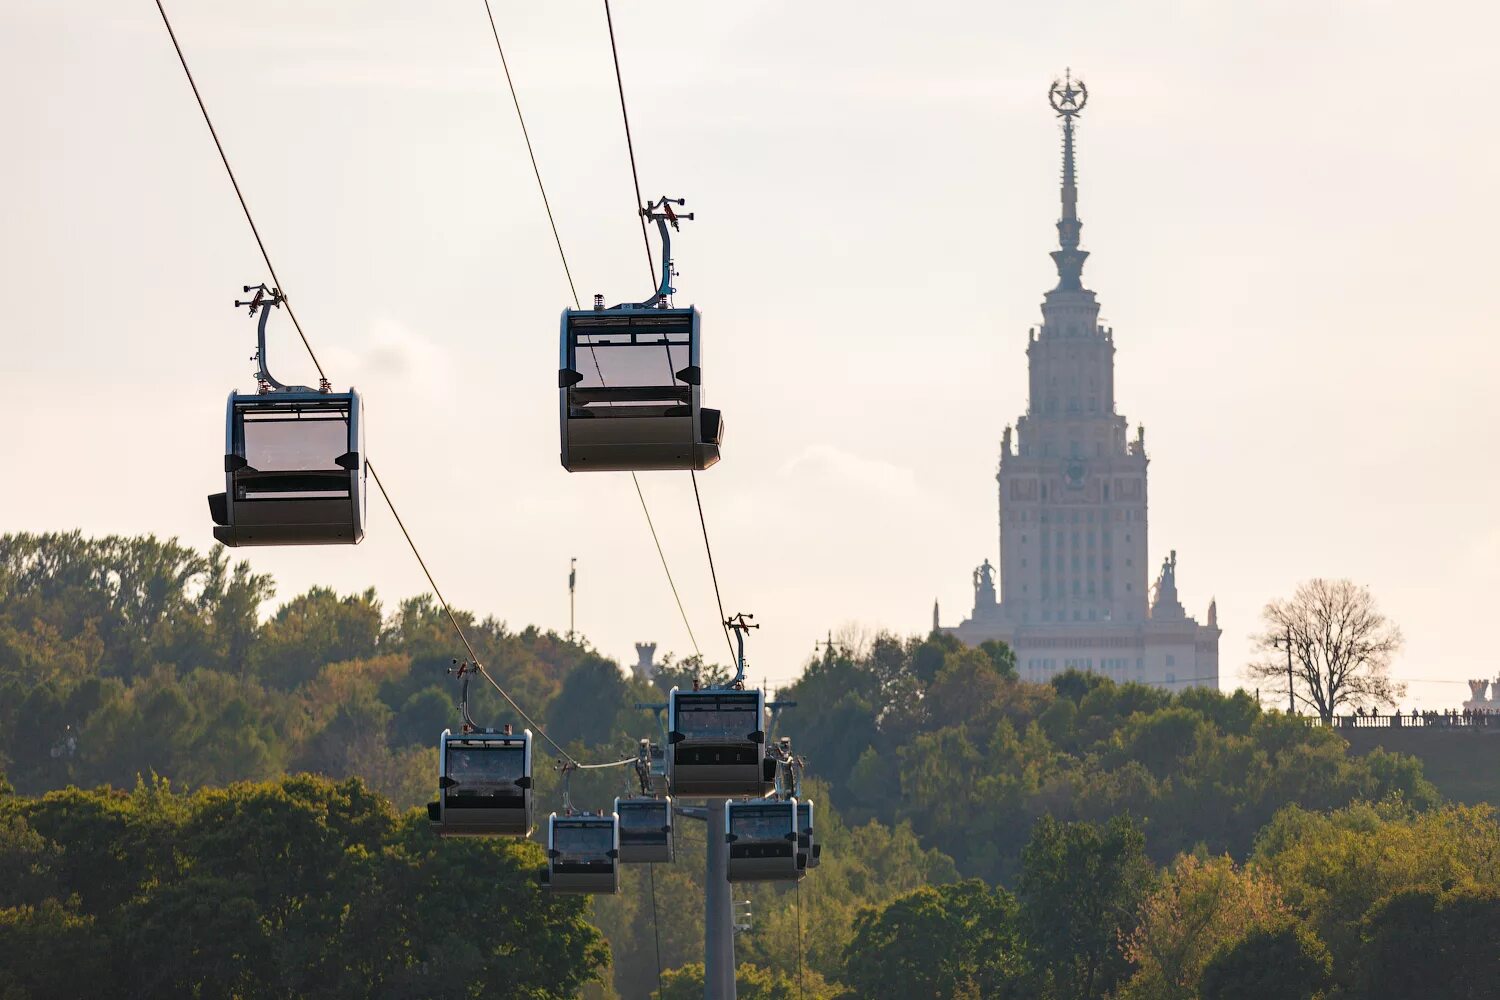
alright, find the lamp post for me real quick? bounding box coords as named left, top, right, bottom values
left=1271, top=627, right=1294, bottom=715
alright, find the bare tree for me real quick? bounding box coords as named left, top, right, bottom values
left=1248, top=579, right=1404, bottom=722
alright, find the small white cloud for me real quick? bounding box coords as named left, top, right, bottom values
left=776, top=444, right=920, bottom=501
left=330, top=317, right=450, bottom=381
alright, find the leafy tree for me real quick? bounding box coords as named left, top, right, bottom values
left=1248, top=578, right=1404, bottom=721
left=654, top=961, right=839, bottom=1000
left=547, top=656, right=633, bottom=747
left=254, top=586, right=382, bottom=690
left=1353, top=885, right=1500, bottom=1000
left=1198, top=922, right=1332, bottom=1000
left=0, top=898, right=107, bottom=1000
left=392, top=686, right=457, bottom=748
left=0, top=775, right=609, bottom=999
left=980, top=639, right=1019, bottom=679
left=842, top=880, right=1026, bottom=999
left=1019, top=815, right=1152, bottom=1000
left=1251, top=800, right=1500, bottom=970
left=1119, top=854, right=1286, bottom=1000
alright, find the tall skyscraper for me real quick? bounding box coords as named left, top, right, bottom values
left=940, top=74, right=1220, bottom=691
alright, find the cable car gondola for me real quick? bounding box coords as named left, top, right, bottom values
left=208, top=286, right=366, bottom=547
left=796, top=799, right=820, bottom=871
left=614, top=796, right=673, bottom=864
left=558, top=198, right=722, bottom=472
left=668, top=687, right=771, bottom=798
left=427, top=728, right=533, bottom=837
left=547, top=812, right=620, bottom=894
left=725, top=799, right=800, bottom=883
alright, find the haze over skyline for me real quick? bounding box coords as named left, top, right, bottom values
left=3, top=1, right=1494, bottom=706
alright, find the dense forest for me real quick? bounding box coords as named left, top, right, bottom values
left=2, top=532, right=1497, bottom=999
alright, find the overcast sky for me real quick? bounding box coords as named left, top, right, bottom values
left=3, top=1, right=1494, bottom=708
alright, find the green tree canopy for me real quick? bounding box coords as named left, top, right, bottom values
left=1019, top=814, right=1152, bottom=1000
left=1198, top=922, right=1332, bottom=1000
left=841, top=879, right=1026, bottom=999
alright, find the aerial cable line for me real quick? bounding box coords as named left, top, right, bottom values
left=633, top=474, right=703, bottom=658
left=692, top=470, right=735, bottom=659
left=796, top=879, right=805, bottom=1000
left=602, top=0, right=658, bottom=288
left=155, top=0, right=632, bottom=774
left=648, top=862, right=666, bottom=997
left=601, top=0, right=737, bottom=664
left=371, top=463, right=582, bottom=764
left=480, top=0, right=579, bottom=308
left=475, top=0, right=703, bottom=662
left=154, top=0, right=328, bottom=385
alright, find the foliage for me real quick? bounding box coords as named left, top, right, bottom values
left=1352, top=885, right=1500, bottom=1000
left=0, top=774, right=608, bottom=999
left=0, top=533, right=645, bottom=806
left=1118, top=854, right=1286, bottom=1000
left=0, top=532, right=1482, bottom=1000
left=594, top=778, right=956, bottom=999
left=1247, top=578, right=1404, bottom=721
left=1197, top=922, right=1332, bottom=1000
left=653, top=961, right=839, bottom=1000
left=1018, top=814, right=1152, bottom=1000
left=781, top=630, right=1436, bottom=883
left=1251, top=799, right=1500, bottom=988
left=841, top=879, right=1026, bottom=999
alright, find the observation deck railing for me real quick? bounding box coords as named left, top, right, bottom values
left=1303, top=712, right=1500, bottom=730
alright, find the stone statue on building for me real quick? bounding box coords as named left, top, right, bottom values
left=1150, top=550, right=1186, bottom=621
left=973, top=559, right=997, bottom=611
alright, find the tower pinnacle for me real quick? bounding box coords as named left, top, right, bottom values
left=1048, top=70, right=1089, bottom=291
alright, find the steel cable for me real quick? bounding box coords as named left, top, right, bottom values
left=602, top=0, right=737, bottom=664
left=156, top=0, right=630, bottom=772
left=480, top=0, right=702, bottom=660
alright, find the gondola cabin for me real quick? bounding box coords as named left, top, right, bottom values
left=558, top=306, right=722, bottom=472
left=547, top=813, right=620, bottom=894
left=725, top=799, right=800, bottom=883
left=667, top=688, right=770, bottom=798
left=208, top=390, right=365, bottom=546
left=614, top=796, right=673, bottom=864
left=427, top=729, right=533, bottom=837
left=796, top=799, right=820, bottom=871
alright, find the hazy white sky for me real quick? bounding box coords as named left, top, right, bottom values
left=2, top=1, right=1495, bottom=706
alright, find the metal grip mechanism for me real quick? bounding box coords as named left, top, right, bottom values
left=448, top=659, right=480, bottom=733
left=639, top=196, right=694, bottom=308
left=558, top=760, right=577, bottom=815
left=725, top=612, right=758, bottom=689
left=235, top=283, right=317, bottom=394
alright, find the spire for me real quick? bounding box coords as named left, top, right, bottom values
left=1048, top=70, right=1090, bottom=291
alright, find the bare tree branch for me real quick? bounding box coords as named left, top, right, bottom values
left=1245, top=579, right=1404, bottom=722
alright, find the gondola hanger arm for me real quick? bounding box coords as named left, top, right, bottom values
left=235, top=283, right=324, bottom=394
left=631, top=196, right=693, bottom=309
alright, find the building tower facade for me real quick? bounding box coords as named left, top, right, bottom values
left=941, top=73, right=1220, bottom=691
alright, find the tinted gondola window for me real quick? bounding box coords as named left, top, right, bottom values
left=619, top=805, right=666, bottom=835
left=676, top=699, right=756, bottom=740
left=573, top=334, right=690, bottom=398
left=556, top=824, right=615, bottom=863
left=730, top=807, right=791, bottom=842
left=241, top=409, right=348, bottom=470
left=446, top=748, right=524, bottom=799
